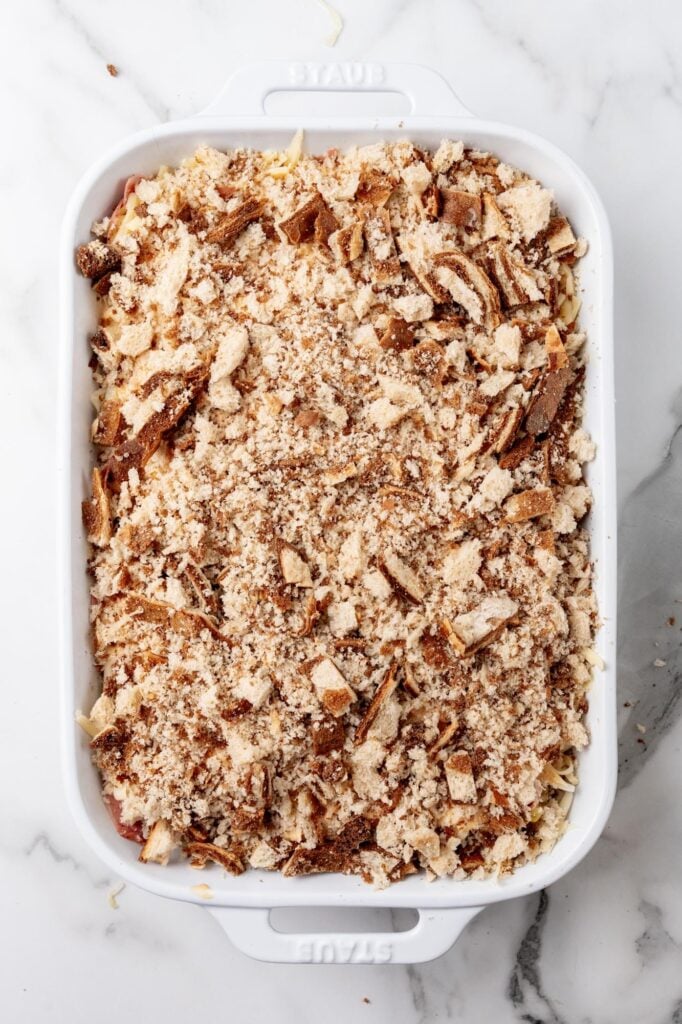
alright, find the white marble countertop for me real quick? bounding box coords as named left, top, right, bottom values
left=2, top=0, right=682, bottom=1020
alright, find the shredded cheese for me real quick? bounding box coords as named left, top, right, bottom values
left=190, top=883, right=214, bottom=900
left=315, top=0, right=343, bottom=46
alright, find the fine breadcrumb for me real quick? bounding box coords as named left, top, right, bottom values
left=77, top=138, right=597, bottom=888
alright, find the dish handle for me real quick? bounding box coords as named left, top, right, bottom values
left=209, top=905, right=482, bottom=964
left=200, top=61, right=472, bottom=119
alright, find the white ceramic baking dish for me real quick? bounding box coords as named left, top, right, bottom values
left=59, top=61, right=617, bottom=964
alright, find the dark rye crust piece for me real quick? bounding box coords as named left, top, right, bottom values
left=77, top=139, right=595, bottom=888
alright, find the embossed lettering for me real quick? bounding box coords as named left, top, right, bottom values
left=318, top=941, right=336, bottom=963
left=288, top=62, right=386, bottom=90
left=365, top=63, right=385, bottom=86
left=337, top=940, right=356, bottom=963
left=374, top=941, right=393, bottom=964
left=289, top=63, right=308, bottom=86
left=294, top=937, right=394, bottom=964
left=296, top=940, right=313, bottom=962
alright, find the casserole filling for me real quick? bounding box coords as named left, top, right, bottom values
left=77, top=138, right=597, bottom=887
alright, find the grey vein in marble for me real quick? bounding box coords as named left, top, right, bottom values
left=25, top=832, right=111, bottom=890
left=462, top=0, right=556, bottom=91
left=618, top=396, right=682, bottom=785
left=635, top=900, right=678, bottom=967
left=507, top=891, right=568, bottom=1024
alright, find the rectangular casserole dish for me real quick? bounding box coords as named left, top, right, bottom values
left=59, top=61, right=617, bottom=964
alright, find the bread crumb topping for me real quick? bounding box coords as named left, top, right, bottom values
left=77, top=138, right=596, bottom=888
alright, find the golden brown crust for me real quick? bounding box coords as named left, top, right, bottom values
left=525, top=367, right=572, bottom=436
left=279, top=192, right=338, bottom=245
left=76, top=240, right=121, bottom=280
left=505, top=487, right=556, bottom=523
left=282, top=816, right=375, bottom=877
left=433, top=250, right=501, bottom=330
left=378, top=552, right=426, bottom=604
left=440, top=189, right=482, bottom=229
left=81, top=468, right=111, bottom=546
left=355, top=168, right=396, bottom=207
left=379, top=317, right=414, bottom=352
left=206, top=197, right=263, bottom=248
left=185, top=841, right=246, bottom=874
left=100, top=364, right=210, bottom=490
left=354, top=664, right=399, bottom=745
left=545, top=325, right=569, bottom=372
left=487, top=240, right=543, bottom=308
left=331, top=220, right=364, bottom=264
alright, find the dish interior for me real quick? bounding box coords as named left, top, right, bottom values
left=63, top=120, right=615, bottom=908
